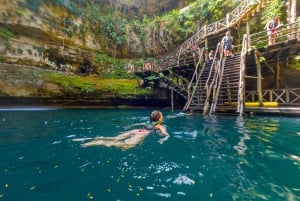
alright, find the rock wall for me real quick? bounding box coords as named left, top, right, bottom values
left=0, top=1, right=97, bottom=73
left=0, top=1, right=180, bottom=74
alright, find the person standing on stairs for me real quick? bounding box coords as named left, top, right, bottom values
left=222, top=31, right=233, bottom=57
left=266, top=15, right=281, bottom=45
left=208, top=50, right=214, bottom=61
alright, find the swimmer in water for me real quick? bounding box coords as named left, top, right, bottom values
left=75, top=111, right=169, bottom=149
left=80, top=128, right=151, bottom=149
left=149, top=110, right=169, bottom=136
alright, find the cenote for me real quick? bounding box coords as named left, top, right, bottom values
left=0, top=108, right=300, bottom=201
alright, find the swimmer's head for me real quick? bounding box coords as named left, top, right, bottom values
left=150, top=110, right=163, bottom=123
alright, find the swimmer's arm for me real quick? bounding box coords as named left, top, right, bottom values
left=159, top=130, right=169, bottom=136
left=155, top=124, right=169, bottom=143
left=158, top=135, right=169, bottom=144
left=72, top=137, right=93, bottom=142
left=155, top=125, right=169, bottom=136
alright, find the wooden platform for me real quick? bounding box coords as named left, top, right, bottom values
left=244, top=106, right=300, bottom=116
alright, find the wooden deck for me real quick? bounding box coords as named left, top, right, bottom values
left=134, top=0, right=300, bottom=116
left=244, top=107, right=300, bottom=116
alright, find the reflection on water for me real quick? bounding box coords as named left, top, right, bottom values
left=0, top=109, right=300, bottom=201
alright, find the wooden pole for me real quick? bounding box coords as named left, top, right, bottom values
left=254, top=50, right=263, bottom=105
left=246, top=18, right=250, bottom=52
left=226, top=13, right=230, bottom=28
left=239, top=52, right=246, bottom=116
left=204, top=24, right=208, bottom=61
left=171, top=87, right=174, bottom=112
left=290, top=0, right=297, bottom=39
left=276, top=57, right=280, bottom=89
left=256, top=51, right=275, bottom=74
left=290, top=0, right=296, bottom=23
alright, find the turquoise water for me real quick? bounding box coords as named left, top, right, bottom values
left=0, top=108, right=300, bottom=201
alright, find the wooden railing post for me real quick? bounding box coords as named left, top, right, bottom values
left=254, top=50, right=263, bottom=106
left=170, top=87, right=174, bottom=112
left=238, top=34, right=247, bottom=115
left=204, top=24, right=208, bottom=61
left=226, top=13, right=230, bottom=28
left=276, top=57, right=280, bottom=89
left=246, top=20, right=251, bottom=52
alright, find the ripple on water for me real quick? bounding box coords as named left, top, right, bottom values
left=1, top=109, right=300, bottom=201
left=149, top=161, right=181, bottom=174
left=173, top=174, right=195, bottom=185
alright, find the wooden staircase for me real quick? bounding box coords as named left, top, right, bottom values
left=161, top=77, right=188, bottom=100
left=183, top=43, right=222, bottom=112
left=183, top=46, right=241, bottom=114
left=137, top=0, right=274, bottom=114
left=160, top=47, right=205, bottom=101
left=183, top=60, right=217, bottom=112
left=214, top=54, right=241, bottom=112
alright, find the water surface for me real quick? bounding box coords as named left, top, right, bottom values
left=0, top=108, right=300, bottom=201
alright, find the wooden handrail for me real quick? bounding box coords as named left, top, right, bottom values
left=249, top=20, right=300, bottom=49
left=149, top=0, right=271, bottom=72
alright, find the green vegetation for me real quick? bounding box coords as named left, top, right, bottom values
left=84, top=78, right=151, bottom=96
left=0, top=28, right=14, bottom=38
left=95, top=52, right=135, bottom=79
left=0, top=55, right=5, bottom=63
left=44, top=72, right=151, bottom=97
left=11, top=0, right=255, bottom=56
left=17, top=0, right=238, bottom=53
left=99, top=15, right=128, bottom=50
left=261, top=0, right=286, bottom=25
left=288, top=56, right=300, bottom=69
left=14, top=0, right=297, bottom=51
left=144, top=0, right=240, bottom=44
left=0, top=28, right=15, bottom=48
left=46, top=73, right=95, bottom=93
left=144, top=73, right=164, bottom=88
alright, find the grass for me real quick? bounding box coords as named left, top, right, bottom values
left=45, top=73, right=95, bottom=93
left=81, top=77, right=150, bottom=96
left=44, top=72, right=151, bottom=96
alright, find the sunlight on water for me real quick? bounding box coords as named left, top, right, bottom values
left=0, top=109, right=300, bottom=201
